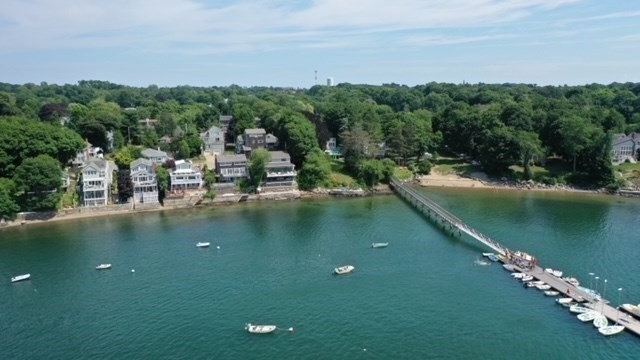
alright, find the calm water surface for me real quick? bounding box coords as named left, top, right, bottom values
left=1, top=189, right=639, bottom=359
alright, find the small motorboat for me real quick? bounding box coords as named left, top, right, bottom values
left=488, top=254, right=500, bottom=262
left=502, top=264, right=515, bottom=271
left=11, top=274, right=31, bottom=283
left=562, top=276, right=580, bottom=286
left=511, top=272, right=526, bottom=279
left=196, top=242, right=211, bottom=248
left=482, top=252, right=495, bottom=258
left=569, top=304, right=591, bottom=314
left=620, top=304, right=640, bottom=319
left=521, top=275, right=534, bottom=282
left=245, top=323, right=276, bottom=334
left=544, top=290, right=560, bottom=297
left=536, top=284, right=552, bottom=291
left=95, top=264, right=112, bottom=270
left=598, top=325, right=625, bottom=336
left=544, top=268, right=563, bottom=277
left=334, top=265, right=355, bottom=275
left=371, top=242, right=389, bottom=248
left=556, top=297, right=574, bottom=305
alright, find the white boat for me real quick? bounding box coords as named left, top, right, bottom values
left=544, top=290, right=560, bottom=297
left=196, top=242, right=210, bottom=248
left=556, top=297, right=574, bottom=305
left=488, top=254, right=500, bottom=262
left=95, top=264, right=112, bottom=270
left=371, top=242, right=389, bottom=248
left=620, top=304, right=640, bottom=319
left=334, top=265, right=355, bottom=275
left=245, top=323, right=276, bottom=334
left=536, top=284, right=552, bottom=291
left=562, top=276, right=580, bottom=286
left=502, top=264, right=515, bottom=271
left=569, top=304, right=591, bottom=314
left=511, top=272, right=526, bottom=279
left=482, top=252, right=495, bottom=258
left=593, top=313, right=608, bottom=329
left=577, top=311, right=597, bottom=322
left=521, top=275, right=534, bottom=282
left=544, top=268, right=563, bottom=277
left=598, top=325, right=625, bottom=336
left=11, top=274, right=31, bottom=283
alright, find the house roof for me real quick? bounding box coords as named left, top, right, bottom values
left=217, top=154, right=247, bottom=163
left=130, top=158, right=153, bottom=171
left=244, top=128, right=266, bottom=135
left=268, top=151, right=291, bottom=162
left=82, top=158, right=107, bottom=171
left=141, top=148, right=168, bottom=158
left=201, top=125, right=222, bottom=137
left=266, top=133, right=278, bottom=144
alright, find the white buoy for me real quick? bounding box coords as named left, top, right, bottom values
left=131, top=269, right=135, bottom=273
left=216, top=246, right=220, bottom=249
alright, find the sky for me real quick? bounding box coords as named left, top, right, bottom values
left=1, top=0, right=639, bottom=88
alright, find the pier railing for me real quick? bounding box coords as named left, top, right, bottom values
left=389, top=178, right=505, bottom=255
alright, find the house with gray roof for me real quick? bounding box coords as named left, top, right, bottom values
left=141, top=148, right=169, bottom=165
left=236, top=128, right=279, bottom=155
left=170, top=160, right=202, bottom=191
left=201, top=125, right=225, bottom=155
left=130, top=158, right=158, bottom=204
left=81, top=159, right=116, bottom=207
left=612, top=133, right=640, bottom=165
left=215, top=154, right=248, bottom=183
left=263, top=151, right=296, bottom=188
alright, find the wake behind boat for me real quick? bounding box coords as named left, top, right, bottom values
left=11, top=274, right=31, bottom=283
left=371, top=242, right=389, bottom=248
left=196, top=242, right=210, bottom=248
left=334, top=265, right=355, bottom=275
left=95, top=264, right=111, bottom=270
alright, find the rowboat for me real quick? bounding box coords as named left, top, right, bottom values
left=95, top=264, right=112, bottom=270
left=245, top=323, right=276, bottom=334
left=556, top=297, right=574, bottom=305
left=598, top=325, right=625, bottom=336
left=544, top=290, right=560, bottom=297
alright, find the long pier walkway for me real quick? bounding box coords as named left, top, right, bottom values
left=390, top=177, right=640, bottom=337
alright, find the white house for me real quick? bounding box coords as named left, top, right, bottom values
left=201, top=125, right=225, bottom=155
left=141, top=148, right=169, bottom=165
left=130, top=158, right=159, bottom=204
left=170, top=160, right=202, bottom=191
left=81, top=159, right=116, bottom=207
left=612, top=133, right=640, bottom=164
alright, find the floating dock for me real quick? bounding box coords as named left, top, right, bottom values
left=390, top=178, right=640, bottom=337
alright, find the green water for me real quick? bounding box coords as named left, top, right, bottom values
left=1, top=189, right=639, bottom=359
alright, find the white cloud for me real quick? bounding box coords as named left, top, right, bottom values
left=0, top=0, right=582, bottom=54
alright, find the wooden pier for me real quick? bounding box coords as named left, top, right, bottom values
left=390, top=178, right=640, bottom=337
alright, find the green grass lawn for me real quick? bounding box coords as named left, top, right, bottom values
left=329, top=159, right=357, bottom=188
left=433, top=156, right=476, bottom=176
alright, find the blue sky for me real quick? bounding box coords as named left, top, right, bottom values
left=1, top=0, right=639, bottom=88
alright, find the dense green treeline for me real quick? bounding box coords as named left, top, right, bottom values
left=2, top=80, right=640, bottom=220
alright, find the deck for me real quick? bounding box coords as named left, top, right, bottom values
left=390, top=178, right=640, bottom=337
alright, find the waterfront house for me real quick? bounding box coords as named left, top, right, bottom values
left=324, top=137, right=342, bottom=158
left=72, top=143, right=103, bottom=167
left=201, top=125, right=225, bottom=155
left=130, top=158, right=159, bottom=204
left=81, top=159, right=116, bottom=207
left=141, top=148, right=169, bottom=165
left=263, top=151, right=297, bottom=188
left=170, top=160, right=202, bottom=191
left=215, top=154, right=248, bottom=184
left=612, top=133, right=640, bottom=164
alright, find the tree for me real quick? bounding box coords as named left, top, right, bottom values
left=202, top=165, right=217, bottom=199
left=248, top=149, right=271, bottom=190
left=117, top=170, right=133, bottom=202
left=517, top=131, right=544, bottom=180
left=0, top=178, right=20, bottom=221
left=297, top=149, right=331, bottom=190
left=13, top=155, right=62, bottom=211
left=357, top=159, right=384, bottom=188
left=39, top=103, right=67, bottom=123
left=280, top=113, right=319, bottom=168
left=156, top=166, right=170, bottom=201
left=558, top=115, right=595, bottom=172
left=341, top=123, right=375, bottom=174
left=113, top=146, right=141, bottom=170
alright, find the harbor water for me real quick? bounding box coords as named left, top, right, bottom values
left=1, top=188, right=639, bottom=359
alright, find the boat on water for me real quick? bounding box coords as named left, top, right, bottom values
left=562, top=276, right=580, bottom=287
left=577, top=311, right=597, bottom=322
left=544, top=290, right=560, bottom=297
left=474, top=258, right=491, bottom=266
left=544, top=268, right=563, bottom=277
left=371, top=242, right=389, bottom=248
left=11, top=274, right=31, bottom=283
left=196, top=242, right=210, bottom=248
left=593, top=313, right=608, bottom=329
left=536, top=284, right=552, bottom=291
left=502, top=264, right=515, bottom=271
left=511, top=272, right=526, bottom=279
left=556, top=297, right=574, bottom=305
left=95, top=264, right=112, bottom=270
left=521, top=275, right=534, bottom=282
left=334, top=265, right=355, bottom=275
left=598, top=325, right=625, bottom=336
left=245, top=323, right=276, bottom=334
left=488, top=254, right=500, bottom=262
left=482, top=252, right=495, bottom=258
left=620, top=304, right=640, bottom=319
left=569, top=304, right=591, bottom=314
